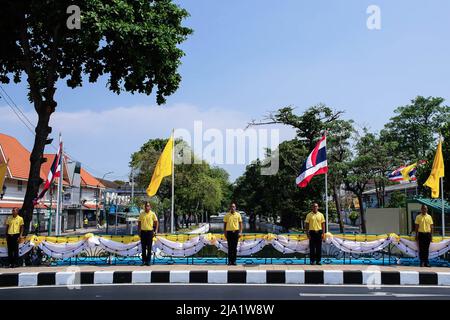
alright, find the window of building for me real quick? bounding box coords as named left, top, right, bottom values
left=18, top=180, right=23, bottom=192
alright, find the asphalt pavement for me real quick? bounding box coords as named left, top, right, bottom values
left=1, top=284, right=450, bottom=300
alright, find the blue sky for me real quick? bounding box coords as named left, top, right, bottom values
left=2, top=0, right=450, bottom=182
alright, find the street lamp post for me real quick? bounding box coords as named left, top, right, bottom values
left=100, top=171, right=113, bottom=233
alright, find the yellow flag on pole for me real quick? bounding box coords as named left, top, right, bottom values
left=146, top=136, right=173, bottom=197
left=424, top=139, right=445, bottom=198
left=0, top=161, right=8, bottom=192
left=400, top=162, right=417, bottom=181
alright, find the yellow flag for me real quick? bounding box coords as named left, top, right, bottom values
left=0, top=162, right=7, bottom=192
left=146, top=136, right=173, bottom=197
left=424, top=139, right=445, bottom=198
left=400, top=162, right=417, bottom=181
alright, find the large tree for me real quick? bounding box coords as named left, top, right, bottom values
left=326, top=119, right=354, bottom=232
left=381, top=96, right=450, bottom=160
left=343, top=129, right=380, bottom=233
left=416, top=121, right=450, bottom=199
left=237, top=105, right=348, bottom=230
left=0, top=0, right=192, bottom=232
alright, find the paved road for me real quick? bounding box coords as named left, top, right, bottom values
left=1, top=284, right=450, bottom=300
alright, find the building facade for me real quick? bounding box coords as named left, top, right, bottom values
left=0, top=133, right=104, bottom=234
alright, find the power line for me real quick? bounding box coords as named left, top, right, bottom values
left=0, top=90, right=35, bottom=135
left=0, top=85, right=35, bottom=129
left=0, top=85, right=112, bottom=178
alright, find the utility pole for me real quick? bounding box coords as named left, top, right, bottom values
left=130, top=167, right=135, bottom=212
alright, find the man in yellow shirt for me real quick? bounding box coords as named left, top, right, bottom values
left=4, top=207, right=24, bottom=268
left=223, top=203, right=243, bottom=266
left=138, top=202, right=159, bottom=266
left=415, top=204, right=433, bottom=267
left=305, top=203, right=326, bottom=265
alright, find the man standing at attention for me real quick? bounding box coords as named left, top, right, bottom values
left=138, top=202, right=159, bottom=266
left=4, top=207, right=24, bottom=268
left=223, top=203, right=243, bottom=266
left=305, top=203, right=325, bottom=265
left=415, top=204, right=433, bottom=267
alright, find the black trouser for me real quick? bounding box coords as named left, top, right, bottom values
left=309, top=230, right=323, bottom=263
left=418, top=232, right=432, bottom=264
left=226, top=231, right=239, bottom=264
left=6, top=234, right=20, bottom=266
left=140, top=230, right=154, bottom=264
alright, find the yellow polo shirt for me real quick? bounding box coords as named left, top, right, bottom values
left=305, top=212, right=325, bottom=231
left=223, top=212, right=242, bottom=231
left=6, top=215, right=24, bottom=235
left=415, top=213, right=433, bottom=233
left=138, top=210, right=158, bottom=231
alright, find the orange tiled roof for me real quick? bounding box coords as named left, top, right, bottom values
left=0, top=133, right=39, bottom=180
left=80, top=168, right=105, bottom=188
left=0, top=133, right=101, bottom=189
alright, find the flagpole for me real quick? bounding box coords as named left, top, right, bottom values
left=439, top=135, right=445, bottom=237
left=442, top=177, right=445, bottom=237
left=55, top=133, right=63, bottom=236
left=325, top=173, right=329, bottom=233
left=324, top=131, right=329, bottom=233
left=171, top=129, right=175, bottom=234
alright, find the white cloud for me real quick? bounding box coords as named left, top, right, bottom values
left=0, top=104, right=296, bottom=182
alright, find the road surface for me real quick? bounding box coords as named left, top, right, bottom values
left=1, top=284, right=450, bottom=300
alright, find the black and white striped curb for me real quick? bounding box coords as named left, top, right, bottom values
left=1, top=270, right=450, bottom=287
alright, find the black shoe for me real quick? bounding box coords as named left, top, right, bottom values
left=425, top=263, right=431, bottom=268
left=310, top=261, right=314, bottom=265
left=420, top=262, right=424, bottom=267
left=316, top=262, right=322, bottom=266
left=232, top=262, right=237, bottom=266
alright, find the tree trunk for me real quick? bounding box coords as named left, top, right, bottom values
left=357, top=194, right=367, bottom=233
left=21, top=110, right=52, bottom=234
left=332, top=184, right=344, bottom=233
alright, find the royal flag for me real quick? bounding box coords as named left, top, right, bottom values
left=33, top=142, right=62, bottom=204
left=0, top=160, right=8, bottom=192
left=146, top=135, right=173, bottom=197
left=424, top=139, right=445, bottom=198
left=296, top=135, right=328, bottom=188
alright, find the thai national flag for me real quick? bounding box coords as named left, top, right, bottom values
left=33, top=142, right=62, bottom=204
left=388, top=166, right=408, bottom=182
left=296, top=135, right=328, bottom=188
left=388, top=163, right=422, bottom=183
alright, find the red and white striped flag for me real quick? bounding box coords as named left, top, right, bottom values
left=296, top=135, right=328, bottom=188
left=33, top=142, right=62, bottom=205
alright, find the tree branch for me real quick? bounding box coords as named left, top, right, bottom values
left=44, top=24, right=61, bottom=110
left=18, top=13, right=42, bottom=110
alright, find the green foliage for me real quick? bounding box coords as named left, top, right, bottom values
left=348, top=211, right=359, bottom=220
left=387, top=191, right=406, bottom=208
left=0, top=0, right=192, bottom=232
left=235, top=105, right=349, bottom=230
left=0, top=0, right=192, bottom=104
left=381, top=96, right=450, bottom=161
